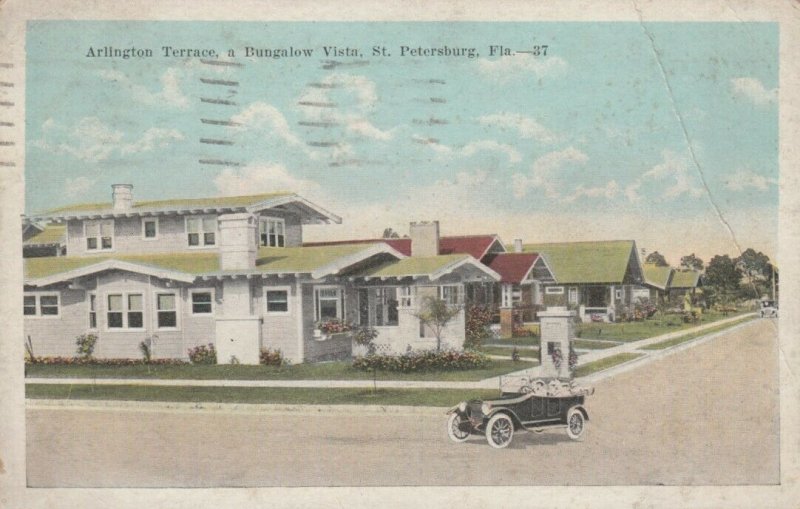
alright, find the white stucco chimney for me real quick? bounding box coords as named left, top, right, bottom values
left=111, top=184, right=133, bottom=211
left=514, top=238, right=523, bottom=253
left=409, top=221, right=440, bottom=257
left=218, top=213, right=257, bottom=270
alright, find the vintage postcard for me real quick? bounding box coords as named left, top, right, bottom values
left=1, top=1, right=798, bottom=508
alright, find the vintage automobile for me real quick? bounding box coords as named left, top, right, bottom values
left=759, top=299, right=778, bottom=318
left=446, top=378, right=594, bottom=449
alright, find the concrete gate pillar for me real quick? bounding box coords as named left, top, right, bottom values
left=538, top=306, right=575, bottom=379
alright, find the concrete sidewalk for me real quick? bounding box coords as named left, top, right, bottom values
left=25, top=313, right=756, bottom=391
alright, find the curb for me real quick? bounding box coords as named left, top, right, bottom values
left=25, top=398, right=451, bottom=416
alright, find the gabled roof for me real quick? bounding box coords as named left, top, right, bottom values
left=523, top=240, right=638, bottom=285
left=23, top=244, right=404, bottom=286
left=29, top=192, right=341, bottom=224
left=483, top=253, right=544, bottom=284
left=643, top=263, right=672, bottom=290
left=352, top=253, right=500, bottom=281
left=670, top=269, right=701, bottom=289
left=23, top=224, right=66, bottom=247
left=304, top=234, right=503, bottom=259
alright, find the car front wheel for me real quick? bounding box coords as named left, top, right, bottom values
left=485, top=413, right=514, bottom=449
left=447, top=413, right=470, bottom=443
left=566, top=408, right=586, bottom=441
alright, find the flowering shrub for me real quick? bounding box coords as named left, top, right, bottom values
left=568, top=345, right=578, bottom=371
left=511, top=347, right=521, bottom=362
left=352, top=349, right=489, bottom=373
left=75, top=333, right=98, bottom=358
left=25, top=356, right=187, bottom=366
left=188, top=343, right=217, bottom=365
left=551, top=346, right=563, bottom=370
left=512, top=324, right=532, bottom=337
left=464, top=306, right=493, bottom=350
left=317, top=319, right=353, bottom=334
left=353, top=327, right=379, bottom=346
left=259, top=348, right=285, bottom=366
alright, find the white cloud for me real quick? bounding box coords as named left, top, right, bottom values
left=624, top=182, right=642, bottom=203
left=345, top=118, right=394, bottom=140
left=563, top=181, right=620, bottom=203
left=724, top=169, right=778, bottom=191
left=512, top=147, right=589, bottom=199
left=120, top=128, right=184, bottom=155
left=213, top=163, right=322, bottom=198
left=478, top=55, right=567, bottom=82
left=461, top=140, right=522, bottom=164
left=478, top=113, right=560, bottom=144
left=731, top=77, right=777, bottom=106
left=65, top=176, right=96, bottom=198
left=98, top=67, right=190, bottom=109
left=230, top=102, right=302, bottom=146
left=640, top=151, right=704, bottom=199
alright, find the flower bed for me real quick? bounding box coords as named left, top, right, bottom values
left=352, top=350, right=489, bottom=373
left=25, top=356, right=188, bottom=366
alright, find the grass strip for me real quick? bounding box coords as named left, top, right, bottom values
left=25, top=360, right=535, bottom=382
left=572, top=339, right=619, bottom=350
left=640, top=316, right=756, bottom=350
left=25, top=384, right=500, bottom=407
left=573, top=353, right=643, bottom=378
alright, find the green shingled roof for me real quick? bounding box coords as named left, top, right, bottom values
left=23, top=225, right=66, bottom=246
left=523, top=240, right=636, bottom=284
left=355, top=254, right=470, bottom=278
left=40, top=192, right=294, bottom=215
left=643, top=263, right=672, bottom=290
left=670, top=269, right=701, bottom=289
left=255, top=244, right=385, bottom=273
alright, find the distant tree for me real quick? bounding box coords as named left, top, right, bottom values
left=415, top=296, right=461, bottom=352
left=735, top=248, right=771, bottom=281
left=645, top=251, right=669, bottom=267
left=382, top=227, right=400, bottom=239
left=705, top=255, right=742, bottom=294
left=680, top=253, right=704, bottom=271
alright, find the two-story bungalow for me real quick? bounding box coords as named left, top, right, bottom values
left=23, top=185, right=500, bottom=364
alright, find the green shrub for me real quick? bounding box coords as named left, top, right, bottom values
left=465, top=306, right=493, bottom=350
left=188, top=343, right=217, bottom=365
left=75, top=333, right=98, bottom=359
left=25, top=356, right=187, bottom=366
left=259, top=348, right=285, bottom=366
left=352, top=349, right=489, bottom=373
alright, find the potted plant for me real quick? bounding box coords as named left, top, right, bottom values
left=314, top=318, right=353, bottom=341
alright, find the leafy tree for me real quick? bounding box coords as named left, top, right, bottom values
left=704, top=255, right=742, bottom=297
left=645, top=251, right=669, bottom=267
left=735, top=248, right=771, bottom=281
left=680, top=253, right=704, bottom=271
left=382, top=227, right=400, bottom=239
left=415, top=296, right=461, bottom=352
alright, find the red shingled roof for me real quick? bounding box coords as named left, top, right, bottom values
left=482, top=253, right=541, bottom=284
left=303, top=235, right=500, bottom=259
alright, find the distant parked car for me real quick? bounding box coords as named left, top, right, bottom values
left=759, top=300, right=778, bottom=318
left=446, top=378, right=594, bottom=448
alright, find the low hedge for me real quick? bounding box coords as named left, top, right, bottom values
left=25, top=356, right=188, bottom=366
left=352, top=349, right=489, bottom=373
left=259, top=348, right=286, bottom=366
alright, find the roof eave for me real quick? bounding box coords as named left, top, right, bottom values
left=310, top=243, right=406, bottom=279
left=247, top=194, right=342, bottom=225
left=26, top=260, right=196, bottom=287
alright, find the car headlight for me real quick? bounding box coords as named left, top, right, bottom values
left=481, top=402, right=492, bottom=415
left=458, top=402, right=467, bottom=413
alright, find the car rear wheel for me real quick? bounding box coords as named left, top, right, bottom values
left=485, top=413, right=514, bottom=449
left=447, top=413, right=470, bottom=443
left=566, top=408, right=586, bottom=440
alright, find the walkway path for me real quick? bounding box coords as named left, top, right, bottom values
left=25, top=313, right=756, bottom=391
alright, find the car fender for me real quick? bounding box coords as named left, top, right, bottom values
left=486, top=407, right=524, bottom=428
left=569, top=405, right=589, bottom=421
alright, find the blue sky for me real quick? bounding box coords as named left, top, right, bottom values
left=25, top=21, right=778, bottom=263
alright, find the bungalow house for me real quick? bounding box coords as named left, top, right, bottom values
left=522, top=240, right=645, bottom=322
left=642, top=263, right=703, bottom=303
left=22, top=185, right=500, bottom=364
left=22, top=222, right=66, bottom=257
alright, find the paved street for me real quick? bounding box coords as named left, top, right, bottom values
left=26, top=319, right=779, bottom=487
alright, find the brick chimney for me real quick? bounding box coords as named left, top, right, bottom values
left=111, top=184, right=133, bottom=211
left=514, top=238, right=523, bottom=253
left=218, top=213, right=257, bottom=270
left=409, top=221, right=440, bottom=257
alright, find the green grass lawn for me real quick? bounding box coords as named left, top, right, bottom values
left=640, top=315, right=756, bottom=350
left=487, top=335, right=540, bottom=347
left=572, top=339, right=620, bottom=350
left=26, top=384, right=500, bottom=407
left=25, top=359, right=536, bottom=382
left=573, top=353, right=643, bottom=378
left=481, top=345, right=539, bottom=358
left=576, top=311, right=749, bottom=342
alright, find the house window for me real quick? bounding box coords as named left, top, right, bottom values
left=191, top=291, right=214, bottom=315
left=615, top=288, right=623, bottom=300
left=259, top=217, right=285, bottom=247
left=88, top=293, right=97, bottom=329
left=315, top=287, right=343, bottom=321
left=186, top=216, right=217, bottom=247
left=85, top=219, right=114, bottom=251
left=439, top=285, right=464, bottom=306
left=265, top=288, right=290, bottom=314
left=107, top=293, right=143, bottom=329
left=23, top=293, right=59, bottom=317
left=156, top=293, right=178, bottom=329
left=568, top=287, right=578, bottom=304
left=357, top=289, right=369, bottom=326
left=546, top=286, right=564, bottom=295
left=374, top=287, right=399, bottom=326
left=142, top=218, right=159, bottom=240
left=399, top=286, right=413, bottom=308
